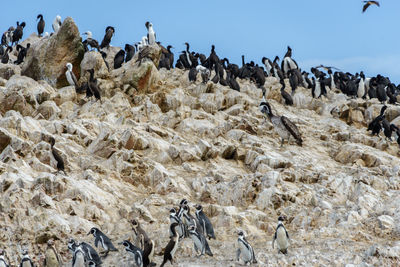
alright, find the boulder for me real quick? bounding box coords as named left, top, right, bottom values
left=21, top=17, right=84, bottom=87
left=80, top=51, right=109, bottom=80
left=0, top=63, right=21, bottom=80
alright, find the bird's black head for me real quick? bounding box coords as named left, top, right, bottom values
left=120, top=240, right=131, bottom=248
left=237, top=230, right=244, bottom=237
left=261, top=57, right=267, bottom=64
left=106, top=26, right=115, bottom=33
left=169, top=207, right=177, bottom=214
left=180, top=198, right=188, bottom=206
left=20, top=22, right=26, bottom=28
left=131, top=219, right=139, bottom=227
left=287, top=46, right=292, bottom=51
left=88, top=227, right=97, bottom=236
left=145, top=21, right=150, bottom=29
left=167, top=45, right=173, bottom=50
left=278, top=215, right=286, bottom=222
left=195, top=205, right=202, bottom=211
left=37, top=14, right=43, bottom=20
left=26, top=43, right=31, bottom=49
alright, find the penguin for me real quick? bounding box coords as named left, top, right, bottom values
left=88, top=227, right=118, bottom=257
left=79, top=241, right=102, bottom=265
left=87, top=69, right=102, bottom=101
left=100, top=26, right=115, bottom=49
left=272, top=216, right=290, bottom=254
left=71, top=245, right=85, bottom=267
left=113, top=49, right=125, bottom=69
left=14, top=43, right=30, bottom=65
left=120, top=240, right=143, bottom=267
left=145, top=22, right=156, bottom=45
left=37, top=14, right=45, bottom=37
left=12, top=21, right=26, bottom=45
left=169, top=208, right=185, bottom=239
left=160, top=223, right=180, bottom=267
left=188, top=225, right=213, bottom=257
left=195, top=205, right=215, bottom=240
left=131, top=219, right=151, bottom=252
left=49, top=137, right=65, bottom=174
left=236, top=230, right=257, bottom=265
left=125, top=44, right=135, bottom=62
left=44, top=239, right=61, bottom=267
left=367, top=105, right=387, bottom=136
left=19, top=249, right=34, bottom=267
left=0, top=249, right=9, bottom=267
left=83, top=31, right=99, bottom=51
left=65, top=62, right=79, bottom=90
left=52, top=15, right=62, bottom=33
left=182, top=205, right=204, bottom=235
left=260, top=95, right=303, bottom=146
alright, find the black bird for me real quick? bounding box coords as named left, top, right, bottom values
left=208, top=45, right=219, bottom=71
left=382, top=118, right=394, bottom=140
left=160, top=223, right=180, bottom=267
left=113, top=49, right=125, bottom=69
left=99, top=51, right=110, bottom=71
left=376, top=84, right=387, bottom=103
left=100, top=26, right=115, bottom=49
left=288, top=69, right=299, bottom=95
left=1, top=46, right=12, bottom=64
left=87, top=69, right=101, bottom=101
left=12, top=21, right=26, bottom=45
left=368, top=105, right=387, bottom=136
left=280, top=80, right=293, bottom=105
left=227, top=70, right=240, bottom=91
left=88, top=227, right=118, bottom=257
left=363, top=1, right=380, bottom=12
left=124, top=44, right=135, bottom=63
left=49, top=137, right=65, bottom=174
left=137, top=45, right=153, bottom=66
left=37, top=14, right=45, bottom=37
left=14, top=43, right=30, bottom=65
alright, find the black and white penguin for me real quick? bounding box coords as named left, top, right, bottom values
left=87, top=69, right=101, bottom=101
left=71, top=245, right=86, bottom=267
left=44, top=239, right=61, bottom=267
left=169, top=208, right=185, bottom=239
left=272, top=216, right=290, bottom=254
left=188, top=225, right=213, bottom=257
left=160, top=223, right=180, bottom=267
left=65, top=62, right=79, bottom=90
left=14, top=43, right=30, bottom=65
left=125, top=44, right=135, bottom=63
left=88, top=227, right=118, bottom=257
left=83, top=31, right=99, bottom=51
left=131, top=219, right=155, bottom=266
left=0, top=249, right=9, bottom=267
left=37, top=14, right=45, bottom=37
left=145, top=22, right=156, bottom=45
left=113, top=49, right=125, bottom=69
left=19, top=249, right=34, bottom=267
left=182, top=205, right=204, bottom=235
left=236, top=230, right=257, bottom=265
left=79, top=241, right=102, bottom=265
left=260, top=96, right=303, bottom=146
left=100, top=26, right=115, bottom=49
left=195, top=205, right=215, bottom=240
left=120, top=240, right=143, bottom=267
left=12, top=21, right=26, bottom=45
left=49, top=136, right=65, bottom=174
left=367, top=105, right=387, bottom=136
left=52, top=15, right=62, bottom=33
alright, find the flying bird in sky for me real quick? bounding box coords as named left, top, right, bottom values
left=363, top=1, right=380, bottom=13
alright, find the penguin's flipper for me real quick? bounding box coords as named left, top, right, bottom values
left=236, top=248, right=241, bottom=261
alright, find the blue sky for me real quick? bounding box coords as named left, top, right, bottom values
left=2, top=0, right=400, bottom=83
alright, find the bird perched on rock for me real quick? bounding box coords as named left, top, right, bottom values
left=188, top=225, right=213, bottom=257
left=195, top=205, right=215, bottom=240
left=88, top=227, right=118, bottom=257
left=367, top=105, right=387, bottom=136
left=12, top=21, right=26, bottom=45
left=68, top=239, right=101, bottom=266
left=113, top=49, right=125, bottom=69
left=272, top=216, right=290, bottom=254
left=52, top=15, right=62, bottom=32
left=87, top=69, right=102, bottom=102
left=236, top=230, right=257, bottom=265
left=125, top=44, right=135, bottom=63
left=49, top=137, right=65, bottom=174
left=19, top=248, right=34, bottom=267
left=169, top=208, right=185, bottom=239
left=14, top=43, right=30, bottom=65
left=160, top=223, right=180, bottom=267
left=363, top=1, right=380, bottom=12
left=137, top=45, right=153, bottom=66
left=83, top=31, right=99, bottom=51
left=65, top=62, right=79, bottom=89
left=145, top=22, right=156, bottom=45
left=0, top=249, right=9, bottom=267
left=120, top=240, right=143, bottom=267
left=100, top=26, right=115, bottom=49
left=44, top=239, right=61, bottom=267
left=71, top=244, right=86, bottom=267
left=36, top=14, right=45, bottom=37
left=260, top=94, right=303, bottom=146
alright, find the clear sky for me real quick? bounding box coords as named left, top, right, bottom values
left=2, top=0, right=399, bottom=83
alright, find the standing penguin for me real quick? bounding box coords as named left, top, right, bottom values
left=188, top=225, right=213, bottom=257
left=145, top=22, right=156, bottom=45
left=169, top=208, right=185, bottom=239
left=131, top=218, right=155, bottom=265
left=37, top=14, right=45, bottom=37
left=19, top=249, right=34, bottom=267
left=160, top=223, right=180, bottom=267
left=195, top=205, right=215, bottom=240
left=120, top=240, right=143, bottom=267
left=71, top=245, right=85, bottom=267
left=44, top=239, right=61, bottom=267
left=272, top=216, right=290, bottom=254
left=52, top=15, right=62, bottom=33
left=88, top=227, right=118, bottom=257
left=0, top=250, right=9, bottom=267
left=236, top=230, right=257, bottom=265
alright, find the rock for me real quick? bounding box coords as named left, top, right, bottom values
left=53, top=86, right=77, bottom=106
left=377, top=215, right=394, bottom=231
left=37, top=101, right=61, bottom=120
left=80, top=51, right=109, bottom=79
left=0, top=63, right=21, bottom=80
left=120, top=60, right=160, bottom=94
left=21, top=17, right=84, bottom=87
left=221, top=145, right=237, bottom=159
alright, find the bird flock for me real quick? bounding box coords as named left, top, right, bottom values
left=0, top=1, right=399, bottom=265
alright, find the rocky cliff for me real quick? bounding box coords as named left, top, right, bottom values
left=0, top=19, right=400, bottom=267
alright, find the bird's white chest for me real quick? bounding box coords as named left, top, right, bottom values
left=276, top=227, right=288, bottom=249
left=66, top=71, right=74, bottom=86
left=238, top=240, right=252, bottom=261
left=74, top=252, right=86, bottom=267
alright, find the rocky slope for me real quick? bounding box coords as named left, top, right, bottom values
left=0, top=18, right=400, bottom=267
